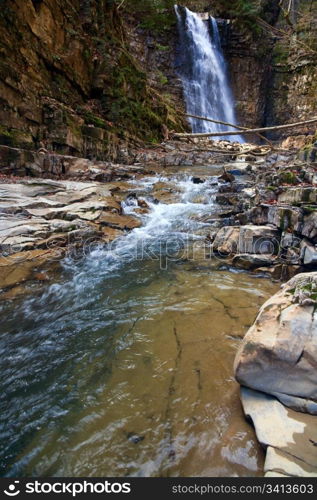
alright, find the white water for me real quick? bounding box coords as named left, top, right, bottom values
left=15, top=173, right=220, bottom=319
left=0, top=169, right=277, bottom=477
left=175, top=6, right=243, bottom=142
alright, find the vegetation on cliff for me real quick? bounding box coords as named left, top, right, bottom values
left=0, top=0, right=187, bottom=159
left=0, top=0, right=315, bottom=159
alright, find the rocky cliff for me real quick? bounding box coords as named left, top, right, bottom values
left=0, top=0, right=316, bottom=164
left=0, top=0, right=187, bottom=161
left=219, top=0, right=317, bottom=136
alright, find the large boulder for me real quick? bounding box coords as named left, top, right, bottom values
left=213, top=225, right=280, bottom=256
left=234, top=272, right=317, bottom=415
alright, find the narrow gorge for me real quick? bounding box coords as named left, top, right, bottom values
left=0, top=0, right=316, bottom=480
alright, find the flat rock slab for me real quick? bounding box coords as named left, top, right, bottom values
left=241, top=387, right=317, bottom=476
left=0, top=178, right=140, bottom=288
left=265, top=447, right=317, bottom=478
left=232, top=254, right=276, bottom=270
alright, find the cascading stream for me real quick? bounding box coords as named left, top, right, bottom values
left=0, top=169, right=276, bottom=477
left=175, top=5, right=243, bottom=142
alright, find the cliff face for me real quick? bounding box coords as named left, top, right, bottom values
left=0, top=0, right=186, bottom=160
left=223, top=0, right=317, bottom=136
left=265, top=0, right=317, bottom=137
left=0, top=0, right=316, bottom=163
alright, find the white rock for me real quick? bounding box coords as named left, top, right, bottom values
left=240, top=387, right=317, bottom=475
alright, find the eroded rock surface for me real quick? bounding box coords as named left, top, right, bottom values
left=235, top=272, right=317, bottom=414
left=241, top=388, right=317, bottom=477
left=0, top=178, right=140, bottom=291
left=235, top=272, right=317, bottom=477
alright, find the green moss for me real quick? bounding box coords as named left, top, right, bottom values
left=157, top=71, right=168, bottom=86
left=279, top=171, right=298, bottom=185
left=0, top=125, right=33, bottom=149
left=155, top=43, right=169, bottom=52
left=273, top=43, right=289, bottom=66
left=289, top=281, right=317, bottom=304
left=78, top=109, right=109, bottom=129
left=279, top=208, right=294, bottom=231
left=303, top=205, right=317, bottom=214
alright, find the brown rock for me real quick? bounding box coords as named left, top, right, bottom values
left=98, top=213, right=141, bottom=230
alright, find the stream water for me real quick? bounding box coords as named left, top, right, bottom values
left=0, top=166, right=277, bottom=477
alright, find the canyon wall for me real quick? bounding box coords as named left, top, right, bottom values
left=0, top=0, right=186, bottom=161
left=0, top=0, right=316, bottom=164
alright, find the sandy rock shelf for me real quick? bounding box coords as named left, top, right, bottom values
left=0, top=178, right=141, bottom=293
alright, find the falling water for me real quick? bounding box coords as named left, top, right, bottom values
left=175, top=5, right=243, bottom=142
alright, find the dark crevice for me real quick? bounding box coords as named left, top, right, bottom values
left=160, top=324, right=182, bottom=477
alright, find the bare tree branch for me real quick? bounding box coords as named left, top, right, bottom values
left=173, top=117, right=317, bottom=138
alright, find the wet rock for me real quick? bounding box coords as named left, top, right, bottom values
left=284, top=247, right=301, bottom=265
left=192, top=176, right=205, bottom=184
left=244, top=155, right=256, bottom=162
left=212, top=226, right=240, bottom=255
left=152, top=181, right=180, bottom=204
left=100, top=227, right=124, bottom=243
left=215, top=193, right=237, bottom=206
left=265, top=447, right=317, bottom=478
left=234, top=272, right=317, bottom=414
left=227, top=162, right=252, bottom=175
left=127, top=432, right=145, bottom=444
left=0, top=249, right=60, bottom=290
left=300, top=239, right=317, bottom=266
left=34, top=272, right=50, bottom=281
left=280, top=232, right=301, bottom=250
left=267, top=205, right=302, bottom=232
left=278, top=187, right=317, bottom=205
left=98, top=213, right=141, bottom=230
left=301, top=211, right=317, bottom=240
left=0, top=178, right=136, bottom=280
left=213, top=225, right=280, bottom=256
left=240, top=387, right=317, bottom=477
left=219, top=170, right=235, bottom=183
left=138, top=199, right=149, bottom=209
left=256, top=264, right=301, bottom=281
left=232, top=254, right=276, bottom=270
left=133, top=207, right=149, bottom=215
left=239, top=225, right=280, bottom=254
left=243, top=205, right=269, bottom=225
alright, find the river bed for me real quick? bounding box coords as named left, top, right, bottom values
left=0, top=165, right=278, bottom=477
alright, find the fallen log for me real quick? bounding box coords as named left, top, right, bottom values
left=184, top=113, right=273, bottom=147
left=185, top=113, right=248, bottom=131
left=174, top=117, right=317, bottom=138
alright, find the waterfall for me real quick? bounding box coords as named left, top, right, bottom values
left=175, top=5, right=243, bottom=142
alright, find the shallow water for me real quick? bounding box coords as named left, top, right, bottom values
left=0, top=167, right=277, bottom=477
